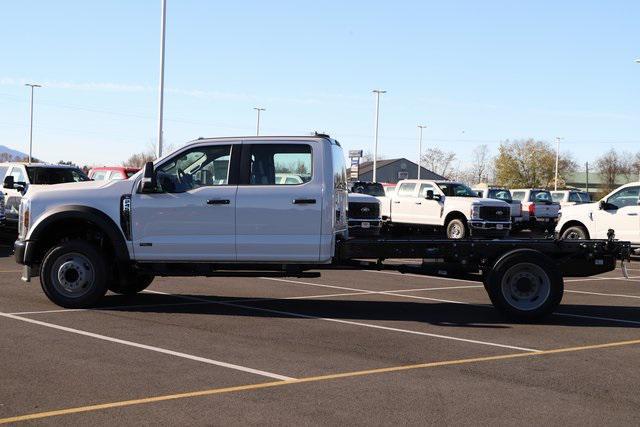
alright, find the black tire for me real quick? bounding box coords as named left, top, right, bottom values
left=484, top=250, right=563, bottom=321
left=40, top=240, right=109, bottom=308
left=446, top=218, right=468, bottom=239
left=108, top=272, right=155, bottom=295
left=561, top=225, right=589, bottom=240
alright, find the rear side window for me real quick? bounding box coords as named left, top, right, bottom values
left=551, top=192, right=564, bottom=202
left=248, top=144, right=312, bottom=185
left=397, top=183, right=416, bottom=196
left=511, top=191, right=525, bottom=201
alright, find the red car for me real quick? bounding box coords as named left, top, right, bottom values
left=88, top=166, right=139, bottom=181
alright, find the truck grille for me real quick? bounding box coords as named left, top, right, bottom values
left=348, top=202, right=379, bottom=219
left=479, top=206, right=510, bottom=221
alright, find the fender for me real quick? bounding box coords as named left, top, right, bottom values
left=24, top=205, right=130, bottom=264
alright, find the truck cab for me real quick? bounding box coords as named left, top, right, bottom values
left=389, top=180, right=511, bottom=239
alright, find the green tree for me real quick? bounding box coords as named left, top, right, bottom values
left=494, top=139, right=576, bottom=188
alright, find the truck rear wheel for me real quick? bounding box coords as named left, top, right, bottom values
left=484, top=250, right=563, bottom=321
left=40, top=240, right=108, bottom=308
left=446, top=218, right=468, bottom=239
left=561, top=225, right=588, bottom=240
left=108, top=272, right=155, bottom=295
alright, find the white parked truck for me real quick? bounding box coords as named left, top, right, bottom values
left=556, top=182, right=639, bottom=249
left=390, top=180, right=512, bottom=239
left=12, top=135, right=630, bottom=320
left=511, top=188, right=560, bottom=231
left=473, top=186, right=524, bottom=228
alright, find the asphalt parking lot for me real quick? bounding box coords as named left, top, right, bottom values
left=1, top=242, right=639, bottom=425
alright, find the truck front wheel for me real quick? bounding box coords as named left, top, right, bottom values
left=40, top=240, right=108, bottom=308
left=446, top=218, right=468, bottom=239
left=484, top=251, right=563, bottom=321
left=108, top=272, right=155, bottom=295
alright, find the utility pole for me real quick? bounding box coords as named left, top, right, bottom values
left=417, top=125, right=426, bottom=179
left=554, top=137, right=563, bottom=190
left=585, top=162, right=589, bottom=194
left=372, top=89, right=386, bottom=182
left=254, top=107, right=265, bottom=136
left=25, top=83, right=41, bottom=163
left=156, top=0, right=167, bottom=159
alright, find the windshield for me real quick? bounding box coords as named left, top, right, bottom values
left=26, top=167, right=90, bottom=184
left=531, top=190, right=554, bottom=204
left=349, top=182, right=385, bottom=196
left=437, top=183, right=477, bottom=197
left=487, top=189, right=513, bottom=203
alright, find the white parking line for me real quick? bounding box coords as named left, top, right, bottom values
left=144, top=289, right=540, bottom=353
left=566, top=290, right=640, bottom=300
left=555, top=312, right=640, bottom=326
left=0, top=311, right=293, bottom=381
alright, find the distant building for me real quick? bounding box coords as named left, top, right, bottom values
left=564, top=172, right=636, bottom=194
left=348, top=158, right=446, bottom=183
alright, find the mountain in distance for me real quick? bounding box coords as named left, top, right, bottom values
left=0, top=145, right=30, bottom=162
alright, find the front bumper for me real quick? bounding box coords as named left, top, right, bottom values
left=469, top=221, right=511, bottom=231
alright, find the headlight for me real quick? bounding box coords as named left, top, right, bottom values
left=18, top=198, right=30, bottom=240
left=470, top=205, right=480, bottom=219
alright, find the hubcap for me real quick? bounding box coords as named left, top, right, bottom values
left=449, top=223, right=463, bottom=239
left=566, top=230, right=582, bottom=239
left=51, top=253, right=95, bottom=298
left=501, top=263, right=551, bottom=311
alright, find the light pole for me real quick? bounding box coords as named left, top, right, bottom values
left=417, top=125, right=426, bottom=179
left=554, top=137, right=563, bottom=191
left=254, top=107, right=265, bottom=136
left=25, top=83, right=41, bottom=163
left=372, top=89, right=386, bottom=182
left=156, top=0, right=167, bottom=159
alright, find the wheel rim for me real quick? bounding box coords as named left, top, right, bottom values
left=449, top=223, right=463, bottom=239
left=500, top=263, right=551, bottom=311
left=50, top=252, right=96, bottom=298
left=565, top=229, right=583, bottom=239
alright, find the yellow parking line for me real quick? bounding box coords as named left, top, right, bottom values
left=0, top=270, right=21, bottom=273
left=2, top=338, right=640, bottom=424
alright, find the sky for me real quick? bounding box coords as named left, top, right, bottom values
left=0, top=0, right=639, bottom=169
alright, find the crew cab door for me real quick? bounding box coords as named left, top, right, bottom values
left=416, top=183, right=443, bottom=225
left=593, top=185, right=640, bottom=242
left=235, top=141, right=321, bottom=262
left=131, top=144, right=238, bottom=261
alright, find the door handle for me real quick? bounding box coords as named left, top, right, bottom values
left=393, top=200, right=401, bottom=204
left=206, top=199, right=230, bottom=205
left=415, top=202, right=422, bottom=205
left=293, top=198, right=316, bottom=204
left=627, top=213, right=638, bottom=216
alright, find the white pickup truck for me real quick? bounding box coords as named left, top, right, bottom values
left=511, top=188, right=560, bottom=232
left=556, top=182, right=639, bottom=250
left=389, top=180, right=512, bottom=239
left=473, top=186, right=524, bottom=228
left=11, top=135, right=630, bottom=320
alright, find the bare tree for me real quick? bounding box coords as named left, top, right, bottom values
left=421, top=148, right=456, bottom=178
left=595, top=149, right=630, bottom=191
left=469, top=144, right=491, bottom=184
left=123, top=151, right=156, bottom=168
left=362, top=150, right=385, bottom=162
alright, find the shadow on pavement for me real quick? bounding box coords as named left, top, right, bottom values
left=90, top=292, right=640, bottom=329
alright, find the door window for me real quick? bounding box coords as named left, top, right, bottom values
left=247, top=144, right=312, bottom=185
left=0, top=166, right=8, bottom=180
left=418, top=183, right=434, bottom=198
left=156, top=145, right=232, bottom=193
left=9, top=167, right=26, bottom=184
left=568, top=192, right=582, bottom=203
left=110, top=171, right=126, bottom=180
left=606, top=186, right=640, bottom=210
left=397, top=183, right=416, bottom=197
